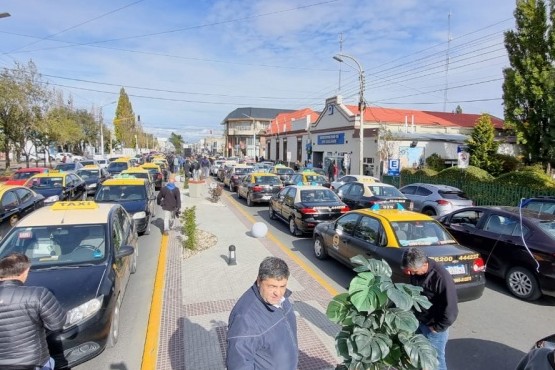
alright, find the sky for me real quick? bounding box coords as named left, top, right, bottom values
left=0, top=0, right=516, bottom=143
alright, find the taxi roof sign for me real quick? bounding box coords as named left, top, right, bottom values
left=52, top=201, right=99, bottom=210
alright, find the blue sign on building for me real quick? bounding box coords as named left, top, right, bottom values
left=317, top=133, right=345, bottom=145
left=387, top=159, right=400, bottom=176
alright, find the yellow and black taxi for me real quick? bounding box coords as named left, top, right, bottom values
left=76, top=165, right=110, bottom=196
left=313, top=204, right=486, bottom=302
left=24, top=170, right=87, bottom=204
left=106, top=157, right=131, bottom=176
left=237, top=172, right=283, bottom=207
left=269, top=185, right=349, bottom=236
left=336, top=181, right=413, bottom=210
left=270, top=164, right=295, bottom=182
left=0, top=184, right=45, bottom=239
left=94, top=178, right=155, bottom=235
left=140, top=162, right=164, bottom=190
left=285, top=171, right=330, bottom=187
left=0, top=201, right=138, bottom=368
left=330, top=174, right=380, bottom=190
left=120, top=168, right=155, bottom=192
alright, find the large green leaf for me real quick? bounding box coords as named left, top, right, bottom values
left=384, top=308, right=419, bottom=333
left=351, top=256, right=393, bottom=278
left=402, top=333, right=439, bottom=370
left=327, top=293, right=351, bottom=323
left=351, top=328, right=392, bottom=363
left=386, top=286, right=413, bottom=311
left=336, top=330, right=353, bottom=361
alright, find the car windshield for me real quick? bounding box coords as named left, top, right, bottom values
left=367, top=185, right=404, bottom=197
left=95, top=185, right=146, bottom=201
left=300, top=189, right=339, bottom=202
left=305, top=175, right=327, bottom=184
left=13, top=171, right=40, bottom=180
left=276, top=168, right=294, bottom=175
left=56, top=163, right=75, bottom=171
left=254, top=176, right=281, bottom=185
left=108, top=162, right=128, bottom=171
left=0, top=225, right=107, bottom=267
left=27, top=177, right=63, bottom=189
left=76, top=169, right=99, bottom=180
left=391, top=220, right=456, bottom=247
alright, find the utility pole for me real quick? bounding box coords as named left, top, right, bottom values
left=443, top=11, right=452, bottom=112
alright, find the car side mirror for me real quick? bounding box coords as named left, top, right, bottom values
left=116, top=245, right=135, bottom=259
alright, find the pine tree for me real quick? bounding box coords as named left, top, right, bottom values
left=466, top=114, right=501, bottom=175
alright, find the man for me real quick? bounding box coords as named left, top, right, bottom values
left=227, top=257, right=298, bottom=370
left=0, top=253, right=66, bottom=370
left=401, top=247, right=458, bottom=370
left=156, top=174, right=181, bottom=235
left=516, top=347, right=555, bottom=370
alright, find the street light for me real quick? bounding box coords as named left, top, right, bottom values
left=98, top=101, right=116, bottom=158
left=333, top=54, right=366, bottom=175
left=242, top=113, right=257, bottom=159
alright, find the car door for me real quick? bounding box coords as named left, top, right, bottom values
left=15, top=187, right=41, bottom=218
left=345, top=183, right=365, bottom=209
left=0, top=190, right=20, bottom=237
left=327, top=213, right=361, bottom=265
left=271, top=187, right=288, bottom=219
left=238, top=175, right=250, bottom=199
left=111, top=207, right=132, bottom=292
left=347, top=215, right=384, bottom=262
left=72, top=174, right=86, bottom=199
left=281, top=187, right=297, bottom=221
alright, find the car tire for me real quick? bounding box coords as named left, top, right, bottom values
left=269, top=205, right=276, bottom=220
left=107, top=297, right=121, bottom=347
left=506, top=266, right=541, bottom=301
left=314, top=236, right=328, bottom=259
left=289, top=217, right=300, bottom=236
left=247, top=193, right=253, bottom=207
left=422, top=207, right=436, bottom=216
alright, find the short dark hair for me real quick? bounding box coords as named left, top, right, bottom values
left=0, top=253, right=30, bottom=278
left=258, top=257, right=290, bottom=281
left=401, top=247, right=428, bottom=270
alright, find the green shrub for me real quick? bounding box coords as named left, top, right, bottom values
left=495, top=154, right=522, bottom=173
left=425, top=153, right=446, bottom=172
left=413, top=168, right=438, bottom=177
left=493, top=167, right=555, bottom=190
left=436, top=165, right=494, bottom=182
left=181, top=206, right=197, bottom=250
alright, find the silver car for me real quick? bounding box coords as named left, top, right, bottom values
left=399, top=183, right=473, bottom=216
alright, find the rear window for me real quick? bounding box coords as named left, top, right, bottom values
left=235, top=167, right=253, bottom=175
left=108, top=162, right=128, bottom=172
left=254, top=176, right=281, bottom=185
left=368, top=185, right=404, bottom=197
left=300, top=189, right=338, bottom=202
left=276, top=168, right=294, bottom=175
left=438, top=190, right=469, bottom=200
left=77, top=170, right=99, bottom=179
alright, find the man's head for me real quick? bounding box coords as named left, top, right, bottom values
left=256, top=257, right=290, bottom=305
left=401, top=247, right=429, bottom=276
left=0, top=253, right=31, bottom=282
left=168, top=174, right=176, bottom=183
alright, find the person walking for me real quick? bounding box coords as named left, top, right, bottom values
left=173, top=156, right=180, bottom=173
left=156, top=173, right=181, bottom=235
left=516, top=347, right=555, bottom=370
left=226, top=256, right=298, bottom=370
left=0, top=253, right=66, bottom=370
left=333, top=161, right=339, bottom=180
left=401, top=247, right=458, bottom=370
left=327, top=160, right=335, bottom=182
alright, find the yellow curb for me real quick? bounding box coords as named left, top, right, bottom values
left=141, top=233, right=169, bottom=370
left=228, top=194, right=339, bottom=297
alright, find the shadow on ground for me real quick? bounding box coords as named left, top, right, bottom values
left=447, top=338, right=525, bottom=370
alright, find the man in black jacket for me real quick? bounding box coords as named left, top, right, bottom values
left=401, top=247, right=458, bottom=370
left=0, top=253, right=66, bottom=370
left=157, top=174, right=181, bottom=235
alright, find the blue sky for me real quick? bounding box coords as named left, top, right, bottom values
left=0, top=0, right=515, bottom=142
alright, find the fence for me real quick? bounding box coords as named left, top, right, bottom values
left=382, top=174, right=555, bottom=206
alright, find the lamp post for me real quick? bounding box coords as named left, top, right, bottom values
left=242, top=113, right=257, bottom=159
left=333, top=54, right=366, bottom=175
left=99, top=101, right=116, bottom=158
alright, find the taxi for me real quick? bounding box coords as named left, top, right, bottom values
left=76, top=165, right=110, bottom=196
left=140, top=162, right=163, bottom=190
left=0, top=184, right=45, bottom=239
left=313, top=204, right=486, bottom=302
left=152, top=159, right=169, bottom=181
left=120, top=168, right=155, bottom=192
left=24, top=170, right=87, bottom=204
left=4, top=167, right=49, bottom=186
left=237, top=172, right=283, bottom=207
left=286, top=171, right=330, bottom=187
left=270, top=164, right=295, bottom=182
left=336, top=181, right=413, bottom=210
left=330, top=174, right=380, bottom=190
left=94, top=178, right=155, bottom=235
left=106, top=157, right=131, bottom=176
left=0, top=201, right=138, bottom=368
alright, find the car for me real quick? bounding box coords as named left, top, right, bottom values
left=438, top=205, right=555, bottom=301
left=269, top=185, right=349, bottom=236
left=330, top=175, right=380, bottom=190
left=399, top=183, right=473, bottom=216
left=0, top=201, right=138, bottom=368
left=224, top=164, right=254, bottom=192
left=285, top=171, right=330, bottom=187
left=218, top=163, right=236, bottom=182
left=0, top=184, right=45, bottom=239
left=55, top=161, right=84, bottom=173
left=55, top=152, right=73, bottom=162
left=95, top=158, right=109, bottom=169
left=140, top=163, right=164, bottom=190
left=236, top=173, right=283, bottom=207
left=24, top=171, right=87, bottom=204
left=313, top=206, right=486, bottom=302
left=336, top=182, right=413, bottom=211
left=76, top=165, right=110, bottom=196
left=94, top=177, right=155, bottom=235
left=106, top=158, right=131, bottom=176
left=210, top=159, right=226, bottom=176
left=4, top=167, right=49, bottom=186
left=79, top=159, right=99, bottom=167
left=520, top=196, right=555, bottom=215
left=120, top=168, right=155, bottom=193
left=270, top=165, right=295, bottom=182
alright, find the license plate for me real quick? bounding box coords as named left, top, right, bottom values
left=445, top=264, right=466, bottom=275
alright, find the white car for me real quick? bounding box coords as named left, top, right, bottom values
left=55, top=152, right=73, bottom=161
left=330, top=175, right=380, bottom=190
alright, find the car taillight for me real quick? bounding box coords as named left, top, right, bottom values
left=436, top=199, right=451, bottom=206
left=252, top=186, right=263, bottom=192
left=340, top=206, right=350, bottom=213
left=300, top=207, right=317, bottom=214
left=472, top=257, right=486, bottom=272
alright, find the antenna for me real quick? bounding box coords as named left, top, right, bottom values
left=338, top=33, right=343, bottom=93
left=443, top=11, right=452, bottom=112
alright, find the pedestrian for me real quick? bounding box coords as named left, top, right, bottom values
left=61, top=154, right=67, bottom=163
left=193, top=161, right=201, bottom=180
left=201, top=156, right=210, bottom=179
left=333, top=161, right=339, bottom=180
left=0, top=252, right=66, bottom=370
left=226, top=256, right=298, bottom=370
left=327, top=160, right=335, bottom=181
left=156, top=173, right=181, bottom=235
left=173, top=156, right=180, bottom=173
left=183, top=160, right=191, bottom=179
left=401, top=247, right=458, bottom=370
left=516, top=347, right=555, bottom=370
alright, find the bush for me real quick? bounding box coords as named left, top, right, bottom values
left=425, top=153, right=446, bottom=172
left=493, top=167, right=555, bottom=190
left=435, top=165, right=494, bottom=182
left=181, top=206, right=197, bottom=250
left=413, top=168, right=438, bottom=177
left=495, top=154, right=522, bottom=173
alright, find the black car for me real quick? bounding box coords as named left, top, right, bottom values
left=0, top=184, right=45, bottom=239
left=0, top=201, right=138, bottom=368
left=76, top=166, right=110, bottom=196
left=236, top=173, right=283, bottom=206
left=24, top=172, right=87, bottom=205
left=269, top=185, right=349, bottom=236
left=224, top=165, right=254, bottom=192
left=438, top=206, right=555, bottom=300
left=336, top=182, right=412, bottom=210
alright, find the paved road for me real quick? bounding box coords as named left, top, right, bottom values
left=227, top=189, right=555, bottom=370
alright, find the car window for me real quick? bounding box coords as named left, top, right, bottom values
left=439, top=190, right=469, bottom=200
left=449, top=210, right=483, bottom=228
left=299, top=189, right=338, bottom=202
left=523, top=200, right=555, bottom=215
left=347, top=184, right=364, bottom=196
left=483, top=215, right=519, bottom=236
left=56, top=163, right=76, bottom=171
left=335, top=213, right=360, bottom=235
left=13, top=171, right=40, bottom=180
left=285, top=188, right=296, bottom=204
left=353, top=216, right=381, bottom=244
left=77, top=169, right=100, bottom=179
left=415, top=187, right=432, bottom=196
left=112, top=211, right=124, bottom=253
left=368, top=185, right=403, bottom=197
left=15, top=188, right=34, bottom=203
left=400, top=185, right=417, bottom=195
left=254, top=176, right=280, bottom=185
left=2, top=191, right=19, bottom=209
left=391, top=220, right=455, bottom=246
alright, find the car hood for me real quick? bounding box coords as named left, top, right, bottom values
left=27, top=264, right=106, bottom=308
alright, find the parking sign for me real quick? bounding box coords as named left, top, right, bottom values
left=388, top=159, right=400, bottom=176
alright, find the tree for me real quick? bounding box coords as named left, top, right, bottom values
left=454, top=105, right=463, bottom=114
left=113, top=87, right=136, bottom=149
left=466, top=114, right=502, bottom=175
left=503, top=0, right=555, bottom=167
left=168, top=132, right=184, bottom=154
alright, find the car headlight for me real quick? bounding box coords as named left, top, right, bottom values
left=45, top=195, right=60, bottom=203
left=133, top=211, right=146, bottom=220
left=64, top=296, right=104, bottom=328
left=87, top=183, right=97, bottom=189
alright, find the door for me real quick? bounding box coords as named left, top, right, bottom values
left=443, top=209, right=485, bottom=247
left=0, top=190, right=20, bottom=237
left=328, top=213, right=360, bottom=265
left=281, top=187, right=297, bottom=221
left=344, top=183, right=364, bottom=209
left=347, top=215, right=382, bottom=262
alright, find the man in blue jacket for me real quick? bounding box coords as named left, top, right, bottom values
left=226, top=256, right=298, bottom=370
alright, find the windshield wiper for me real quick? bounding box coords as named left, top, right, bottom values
left=34, top=263, right=97, bottom=270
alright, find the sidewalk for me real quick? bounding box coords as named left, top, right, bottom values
left=156, top=178, right=342, bottom=370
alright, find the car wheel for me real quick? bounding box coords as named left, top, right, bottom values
left=107, top=297, right=121, bottom=347
left=506, top=266, right=541, bottom=301
left=269, top=205, right=276, bottom=220
left=422, top=207, right=436, bottom=216
left=247, top=193, right=253, bottom=207
left=289, top=217, right=300, bottom=236
left=130, top=246, right=138, bottom=274
left=314, top=236, right=328, bottom=259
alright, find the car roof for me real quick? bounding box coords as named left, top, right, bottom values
left=471, top=205, right=555, bottom=221
left=353, top=208, right=433, bottom=222
left=344, top=175, right=379, bottom=182
left=251, top=172, right=278, bottom=176
left=0, top=184, right=25, bottom=193
left=80, top=165, right=101, bottom=170
left=14, top=167, right=48, bottom=172
left=102, top=178, right=146, bottom=186
left=30, top=171, right=68, bottom=178
left=122, top=168, right=150, bottom=174
left=17, top=201, right=117, bottom=226
left=288, top=185, right=331, bottom=191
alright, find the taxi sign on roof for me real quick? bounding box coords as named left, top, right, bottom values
left=103, top=178, right=145, bottom=186
left=83, top=164, right=100, bottom=169
left=52, top=201, right=99, bottom=210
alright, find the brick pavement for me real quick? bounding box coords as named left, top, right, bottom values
left=156, top=180, right=341, bottom=370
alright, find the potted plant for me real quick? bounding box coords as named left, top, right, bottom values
left=326, top=256, right=438, bottom=370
